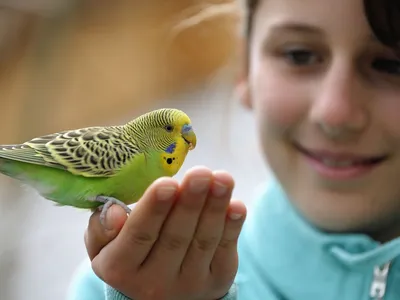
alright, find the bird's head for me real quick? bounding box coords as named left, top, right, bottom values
left=127, top=108, right=197, bottom=153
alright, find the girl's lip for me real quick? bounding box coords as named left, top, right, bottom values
left=293, top=142, right=388, bottom=180
left=293, top=142, right=388, bottom=162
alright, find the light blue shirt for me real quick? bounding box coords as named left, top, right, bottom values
left=68, top=177, right=400, bottom=299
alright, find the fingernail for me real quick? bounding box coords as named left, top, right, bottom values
left=229, top=212, right=243, bottom=220
left=189, top=177, right=210, bottom=193
left=212, top=181, right=228, bottom=197
left=104, top=207, right=116, bottom=230
left=157, top=186, right=177, bottom=201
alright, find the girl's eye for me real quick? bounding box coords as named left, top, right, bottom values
left=372, top=58, right=400, bottom=76
left=282, top=49, right=320, bottom=66
left=165, top=125, right=174, bottom=132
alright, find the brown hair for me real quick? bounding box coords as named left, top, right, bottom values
left=244, top=0, right=400, bottom=55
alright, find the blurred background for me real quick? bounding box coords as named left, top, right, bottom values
left=0, top=1, right=269, bottom=299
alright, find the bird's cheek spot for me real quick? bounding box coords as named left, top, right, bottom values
left=163, top=157, right=176, bottom=165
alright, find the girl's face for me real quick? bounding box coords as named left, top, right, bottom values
left=245, top=0, right=400, bottom=241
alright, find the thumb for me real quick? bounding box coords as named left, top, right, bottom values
left=85, top=204, right=128, bottom=261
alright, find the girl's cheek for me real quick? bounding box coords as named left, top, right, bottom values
left=252, top=70, right=310, bottom=131
left=376, top=98, right=400, bottom=141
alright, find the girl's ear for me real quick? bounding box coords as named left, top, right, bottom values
left=235, top=38, right=252, bottom=109
left=236, top=76, right=252, bottom=109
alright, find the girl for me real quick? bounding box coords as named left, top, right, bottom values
left=68, top=0, right=400, bottom=299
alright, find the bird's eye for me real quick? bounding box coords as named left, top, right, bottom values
left=165, top=125, right=174, bottom=132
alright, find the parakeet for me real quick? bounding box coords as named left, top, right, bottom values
left=0, top=108, right=196, bottom=224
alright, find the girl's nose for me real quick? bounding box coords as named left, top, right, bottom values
left=309, top=58, right=369, bottom=137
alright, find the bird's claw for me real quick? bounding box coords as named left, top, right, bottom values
left=88, top=195, right=131, bottom=227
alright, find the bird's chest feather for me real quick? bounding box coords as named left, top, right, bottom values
left=107, top=141, right=189, bottom=201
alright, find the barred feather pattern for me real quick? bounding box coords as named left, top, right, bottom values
left=124, top=108, right=185, bottom=153
left=29, top=126, right=139, bottom=177
left=0, top=108, right=188, bottom=178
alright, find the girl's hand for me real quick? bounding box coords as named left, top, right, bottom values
left=84, top=166, right=246, bottom=300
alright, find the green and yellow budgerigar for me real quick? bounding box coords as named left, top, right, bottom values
left=0, top=108, right=196, bottom=223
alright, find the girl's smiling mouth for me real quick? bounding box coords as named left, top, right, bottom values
left=292, top=141, right=389, bottom=180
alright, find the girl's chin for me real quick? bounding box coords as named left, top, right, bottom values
left=288, top=194, right=378, bottom=234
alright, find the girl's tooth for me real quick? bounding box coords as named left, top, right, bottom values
left=321, top=158, right=354, bottom=167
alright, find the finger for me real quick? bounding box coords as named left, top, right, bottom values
left=211, top=200, right=246, bottom=278
left=85, top=204, right=128, bottom=260
left=143, top=166, right=212, bottom=273
left=103, top=177, right=178, bottom=269
left=181, top=170, right=234, bottom=277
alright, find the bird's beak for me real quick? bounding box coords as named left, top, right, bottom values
left=181, top=124, right=196, bottom=150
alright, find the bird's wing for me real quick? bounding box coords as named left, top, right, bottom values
left=0, top=126, right=141, bottom=177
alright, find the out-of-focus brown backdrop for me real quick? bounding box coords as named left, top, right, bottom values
left=1, top=0, right=241, bottom=142
left=0, top=1, right=268, bottom=300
